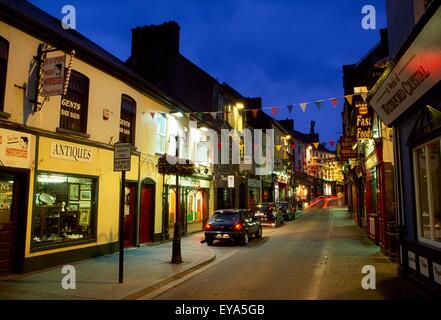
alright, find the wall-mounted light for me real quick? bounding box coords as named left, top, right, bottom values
left=200, top=127, right=209, bottom=132
left=173, top=112, right=184, bottom=118
left=236, top=103, right=245, bottom=110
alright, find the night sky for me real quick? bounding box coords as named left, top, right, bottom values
left=30, top=0, right=387, bottom=147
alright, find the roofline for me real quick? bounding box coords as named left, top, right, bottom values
left=0, top=0, right=193, bottom=113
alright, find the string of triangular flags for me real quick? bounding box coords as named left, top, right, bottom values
left=146, top=91, right=369, bottom=120
left=273, top=140, right=338, bottom=152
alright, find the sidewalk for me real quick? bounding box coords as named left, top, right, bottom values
left=0, top=232, right=215, bottom=300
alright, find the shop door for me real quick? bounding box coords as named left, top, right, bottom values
left=140, top=185, right=153, bottom=243
left=0, top=172, right=27, bottom=273
left=124, top=184, right=136, bottom=247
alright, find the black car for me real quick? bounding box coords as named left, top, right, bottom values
left=204, top=209, right=263, bottom=246
left=252, top=203, right=284, bottom=227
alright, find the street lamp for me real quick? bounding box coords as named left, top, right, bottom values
left=170, top=134, right=187, bottom=264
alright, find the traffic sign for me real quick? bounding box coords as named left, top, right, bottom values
left=114, top=142, right=131, bottom=172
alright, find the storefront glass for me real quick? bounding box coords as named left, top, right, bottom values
left=0, top=179, right=13, bottom=224
left=186, top=190, right=203, bottom=222
left=414, top=138, right=441, bottom=245
left=32, top=173, right=96, bottom=250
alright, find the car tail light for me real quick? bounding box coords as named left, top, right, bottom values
left=234, top=223, right=243, bottom=231
left=205, top=223, right=212, bottom=231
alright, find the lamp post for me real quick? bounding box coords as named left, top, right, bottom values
left=171, top=134, right=184, bottom=264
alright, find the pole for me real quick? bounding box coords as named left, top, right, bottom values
left=172, top=136, right=183, bottom=264
left=119, top=170, right=126, bottom=283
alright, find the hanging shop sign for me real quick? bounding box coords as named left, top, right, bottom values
left=0, top=129, right=34, bottom=169
left=338, top=135, right=358, bottom=160
left=42, top=55, right=65, bottom=96
left=50, top=141, right=93, bottom=163
left=370, top=6, right=441, bottom=126
left=356, top=102, right=373, bottom=140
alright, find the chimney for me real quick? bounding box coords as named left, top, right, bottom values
left=310, top=120, right=316, bottom=135
left=130, top=21, right=180, bottom=90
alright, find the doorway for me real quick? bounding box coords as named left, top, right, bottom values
left=140, top=182, right=154, bottom=244
left=124, top=183, right=137, bottom=248
left=0, top=170, right=28, bottom=273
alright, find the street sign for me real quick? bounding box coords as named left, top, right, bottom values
left=114, top=142, right=131, bottom=172
left=228, top=175, right=234, bottom=188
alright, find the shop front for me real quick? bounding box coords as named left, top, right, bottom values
left=23, top=136, right=139, bottom=272
left=0, top=128, right=35, bottom=273
left=247, top=178, right=261, bottom=208
left=369, top=4, right=441, bottom=295
left=261, top=178, right=273, bottom=203
left=166, top=175, right=210, bottom=237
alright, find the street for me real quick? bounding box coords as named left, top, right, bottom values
left=149, top=201, right=429, bottom=300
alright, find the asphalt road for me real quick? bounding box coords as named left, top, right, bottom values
left=149, top=201, right=430, bottom=300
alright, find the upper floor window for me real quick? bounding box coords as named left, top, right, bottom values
left=413, top=137, right=441, bottom=248
left=60, top=71, right=89, bottom=133
left=0, top=36, right=9, bottom=112
left=155, top=113, right=166, bottom=154
left=119, top=95, right=136, bottom=145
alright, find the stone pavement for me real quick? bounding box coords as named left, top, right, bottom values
left=0, top=232, right=214, bottom=300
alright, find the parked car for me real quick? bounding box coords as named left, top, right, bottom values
left=277, top=201, right=296, bottom=221
left=204, top=209, right=262, bottom=246
left=252, top=203, right=284, bottom=227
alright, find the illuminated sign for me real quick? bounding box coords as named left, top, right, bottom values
left=356, top=102, right=372, bottom=140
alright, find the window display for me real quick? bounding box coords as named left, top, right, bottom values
left=414, top=138, right=441, bottom=246
left=32, top=173, right=96, bottom=250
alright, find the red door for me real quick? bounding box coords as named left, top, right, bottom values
left=140, top=185, right=153, bottom=243
left=124, top=185, right=135, bottom=247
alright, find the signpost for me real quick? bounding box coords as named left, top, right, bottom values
left=114, top=142, right=131, bottom=283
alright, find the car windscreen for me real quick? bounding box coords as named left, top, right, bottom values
left=254, top=205, right=269, bottom=212
left=210, top=213, right=240, bottom=223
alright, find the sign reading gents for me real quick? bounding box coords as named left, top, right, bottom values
left=50, top=142, right=93, bottom=162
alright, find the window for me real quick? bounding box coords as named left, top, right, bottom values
left=0, top=36, right=8, bottom=112
left=60, top=71, right=89, bottom=133
left=119, top=95, right=136, bottom=144
left=155, top=113, right=166, bottom=154
left=414, top=138, right=441, bottom=247
left=32, top=173, right=97, bottom=250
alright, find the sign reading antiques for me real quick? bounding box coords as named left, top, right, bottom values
left=50, top=142, right=93, bottom=163
left=42, top=55, right=65, bottom=96
left=356, top=102, right=372, bottom=140
left=113, top=142, right=131, bottom=171
left=0, top=129, right=34, bottom=169
left=370, top=6, right=441, bottom=126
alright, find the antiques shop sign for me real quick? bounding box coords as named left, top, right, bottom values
left=50, top=142, right=93, bottom=163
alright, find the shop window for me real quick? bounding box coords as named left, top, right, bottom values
left=168, top=188, right=176, bottom=225
left=155, top=113, right=166, bottom=154
left=0, top=36, right=8, bottom=112
left=119, top=95, right=136, bottom=145
left=32, top=173, right=97, bottom=250
left=413, top=138, right=441, bottom=247
left=59, top=71, right=89, bottom=133
left=187, top=191, right=195, bottom=222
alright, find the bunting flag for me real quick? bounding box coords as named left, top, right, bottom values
left=329, top=140, right=336, bottom=147
left=313, top=142, right=320, bottom=149
left=291, top=143, right=296, bottom=150
left=276, top=145, right=282, bottom=151
left=331, top=98, right=338, bottom=108
left=160, top=112, right=167, bottom=118
left=287, top=105, right=293, bottom=114
left=300, top=102, right=307, bottom=113
left=360, top=92, right=368, bottom=102
left=218, top=143, right=223, bottom=149
left=251, top=109, right=259, bottom=119
left=345, top=95, right=353, bottom=106
left=210, top=112, right=217, bottom=119
left=271, top=106, right=278, bottom=116
left=150, top=112, right=155, bottom=119
left=315, top=100, right=322, bottom=110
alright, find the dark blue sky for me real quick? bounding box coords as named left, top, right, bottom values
left=31, top=0, right=387, bottom=146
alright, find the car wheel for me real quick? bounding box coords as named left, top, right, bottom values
left=206, top=238, right=214, bottom=246
left=255, top=226, right=263, bottom=239
left=241, top=232, right=249, bottom=246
